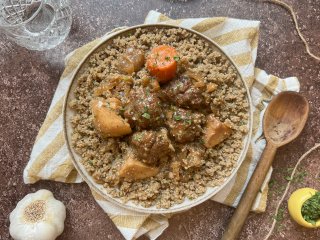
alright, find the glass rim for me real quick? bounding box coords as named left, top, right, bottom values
left=0, top=0, right=44, bottom=28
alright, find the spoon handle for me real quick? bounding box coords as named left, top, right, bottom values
left=222, top=142, right=277, bottom=240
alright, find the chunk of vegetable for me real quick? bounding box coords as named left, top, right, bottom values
left=106, top=97, right=122, bottom=111
left=146, top=45, right=178, bottom=83
left=94, top=75, right=133, bottom=100
left=117, top=55, right=134, bottom=74
left=117, top=47, right=145, bottom=74
left=119, top=152, right=159, bottom=180
left=126, top=47, right=145, bottom=71
left=9, top=190, right=66, bottom=240
left=203, top=114, right=232, bottom=148
left=92, top=99, right=132, bottom=138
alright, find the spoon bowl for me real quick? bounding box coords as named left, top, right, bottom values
left=264, top=91, right=310, bottom=146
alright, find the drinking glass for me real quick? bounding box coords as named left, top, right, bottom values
left=0, top=0, right=72, bottom=51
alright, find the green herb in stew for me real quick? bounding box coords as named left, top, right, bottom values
left=133, top=134, right=142, bottom=142
left=173, top=114, right=182, bottom=121
left=185, top=119, right=192, bottom=125
left=142, top=112, right=151, bottom=119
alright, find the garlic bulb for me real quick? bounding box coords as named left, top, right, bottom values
left=9, top=189, right=66, bottom=240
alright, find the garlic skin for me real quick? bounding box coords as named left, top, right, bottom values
left=9, top=189, right=66, bottom=240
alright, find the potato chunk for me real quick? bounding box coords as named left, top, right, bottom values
left=203, top=114, right=232, bottom=148
left=106, top=97, right=122, bottom=111
left=92, top=99, right=132, bottom=138
left=119, top=152, right=159, bottom=180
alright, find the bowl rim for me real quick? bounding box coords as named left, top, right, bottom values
left=63, top=23, right=253, bottom=214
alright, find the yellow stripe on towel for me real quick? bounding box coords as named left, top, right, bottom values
left=231, top=52, right=253, bottom=67
left=191, top=17, right=227, bottom=32
left=212, top=27, right=258, bottom=46
left=110, top=215, right=149, bottom=229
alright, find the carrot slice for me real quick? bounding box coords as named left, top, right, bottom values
left=146, top=45, right=178, bottom=83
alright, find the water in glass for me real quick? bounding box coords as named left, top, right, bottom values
left=0, top=0, right=72, bottom=50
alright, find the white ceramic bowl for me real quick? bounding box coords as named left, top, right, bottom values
left=63, top=24, right=253, bottom=214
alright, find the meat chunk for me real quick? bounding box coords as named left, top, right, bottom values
left=203, top=114, right=232, bottom=148
left=178, top=143, right=205, bottom=169
left=160, top=74, right=206, bottom=109
left=166, top=108, right=205, bottom=143
left=91, top=99, right=132, bottom=138
left=119, top=151, right=159, bottom=180
left=131, top=128, right=174, bottom=165
left=124, top=87, right=165, bottom=129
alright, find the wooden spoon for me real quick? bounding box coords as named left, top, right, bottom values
left=222, top=91, right=309, bottom=240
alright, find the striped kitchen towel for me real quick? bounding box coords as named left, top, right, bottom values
left=23, top=11, right=300, bottom=240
